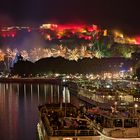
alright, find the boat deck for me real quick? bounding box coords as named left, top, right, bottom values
left=38, top=103, right=99, bottom=140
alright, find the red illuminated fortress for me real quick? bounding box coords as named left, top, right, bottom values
left=0, top=23, right=140, bottom=67
left=0, top=23, right=140, bottom=44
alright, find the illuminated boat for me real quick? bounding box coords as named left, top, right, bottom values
left=68, top=80, right=140, bottom=139
left=37, top=103, right=100, bottom=140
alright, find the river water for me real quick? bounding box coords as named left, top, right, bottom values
left=0, top=83, right=70, bottom=140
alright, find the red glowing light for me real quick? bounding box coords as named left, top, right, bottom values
left=57, top=34, right=62, bottom=39
left=92, top=25, right=98, bottom=30
left=67, top=34, right=70, bottom=38
left=2, top=33, right=6, bottom=38
left=53, top=24, right=86, bottom=33
left=11, top=33, right=15, bottom=37
left=96, top=36, right=99, bottom=40
left=84, top=36, right=92, bottom=40
left=46, top=34, right=51, bottom=41
left=135, top=36, right=140, bottom=44
left=72, top=31, right=75, bottom=34
left=78, top=35, right=83, bottom=39
left=87, top=27, right=94, bottom=32
left=1, top=30, right=17, bottom=38
left=28, top=29, right=31, bottom=32
left=50, top=24, right=58, bottom=30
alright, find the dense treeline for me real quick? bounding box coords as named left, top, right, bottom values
left=11, top=56, right=134, bottom=77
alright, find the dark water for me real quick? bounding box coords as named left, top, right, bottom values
left=0, top=83, right=70, bottom=140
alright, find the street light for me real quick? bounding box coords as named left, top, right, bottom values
left=134, top=104, right=138, bottom=116
left=114, top=101, right=117, bottom=112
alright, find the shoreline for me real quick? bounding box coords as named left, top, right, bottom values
left=0, top=77, right=62, bottom=84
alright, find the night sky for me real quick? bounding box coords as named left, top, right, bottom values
left=0, top=0, right=140, bottom=36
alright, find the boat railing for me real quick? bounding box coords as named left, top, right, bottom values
left=52, top=129, right=98, bottom=136
left=84, top=114, right=140, bottom=139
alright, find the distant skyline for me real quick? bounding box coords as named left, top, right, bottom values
left=0, top=0, right=140, bottom=36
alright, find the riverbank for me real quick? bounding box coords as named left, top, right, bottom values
left=0, top=77, right=62, bottom=84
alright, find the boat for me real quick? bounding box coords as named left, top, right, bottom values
left=68, top=80, right=140, bottom=139
left=37, top=103, right=100, bottom=140
left=37, top=80, right=140, bottom=140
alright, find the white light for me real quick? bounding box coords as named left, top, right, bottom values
left=135, top=104, right=138, bottom=108
left=106, top=85, right=111, bottom=88
left=63, top=138, right=72, bottom=140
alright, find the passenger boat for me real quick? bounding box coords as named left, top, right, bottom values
left=37, top=103, right=100, bottom=140
left=37, top=80, right=140, bottom=140
left=68, top=80, right=140, bottom=139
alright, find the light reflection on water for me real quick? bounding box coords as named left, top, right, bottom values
left=0, top=83, right=70, bottom=140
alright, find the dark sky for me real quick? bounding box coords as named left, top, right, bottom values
left=0, top=0, right=140, bottom=36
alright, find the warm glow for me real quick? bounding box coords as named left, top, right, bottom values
left=0, top=50, right=5, bottom=61
left=103, top=29, right=107, bottom=36
left=114, top=31, right=124, bottom=38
